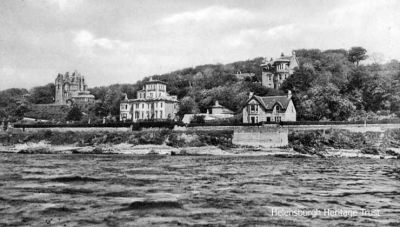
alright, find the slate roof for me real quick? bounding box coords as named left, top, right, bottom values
left=145, top=79, right=167, bottom=84
left=251, top=95, right=291, bottom=110
left=212, top=101, right=234, bottom=114
left=121, top=96, right=178, bottom=103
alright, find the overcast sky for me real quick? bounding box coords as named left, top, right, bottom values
left=1, top=0, right=399, bottom=90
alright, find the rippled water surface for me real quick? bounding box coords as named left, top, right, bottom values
left=0, top=153, right=399, bottom=226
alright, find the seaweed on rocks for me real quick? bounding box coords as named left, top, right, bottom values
left=122, top=200, right=182, bottom=210
left=361, top=147, right=380, bottom=155
left=49, top=176, right=102, bottom=182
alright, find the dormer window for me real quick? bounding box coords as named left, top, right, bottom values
left=250, top=104, right=258, bottom=113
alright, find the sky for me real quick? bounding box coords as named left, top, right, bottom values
left=1, top=0, right=399, bottom=90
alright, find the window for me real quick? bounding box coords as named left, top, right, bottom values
left=266, top=117, right=271, bottom=122
left=142, top=104, right=144, bottom=109
left=125, top=105, right=128, bottom=109
left=279, top=75, right=282, bottom=80
left=160, top=102, right=163, bottom=108
left=276, top=105, right=281, bottom=112
left=135, top=111, right=139, bottom=119
left=250, top=104, right=258, bottom=113
left=155, top=111, right=158, bottom=118
left=160, top=111, right=163, bottom=118
left=136, top=104, right=139, bottom=109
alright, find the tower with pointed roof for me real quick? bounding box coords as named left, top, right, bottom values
left=261, top=51, right=299, bottom=89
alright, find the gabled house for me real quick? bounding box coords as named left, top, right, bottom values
left=242, top=91, right=296, bottom=123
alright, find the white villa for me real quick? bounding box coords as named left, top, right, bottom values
left=120, top=78, right=178, bottom=122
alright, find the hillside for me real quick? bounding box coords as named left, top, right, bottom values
left=1, top=47, right=400, bottom=123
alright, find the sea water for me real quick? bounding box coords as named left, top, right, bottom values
left=0, top=153, right=399, bottom=226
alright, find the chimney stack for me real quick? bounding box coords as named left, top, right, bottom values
left=287, top=90, right=292, bottom=99
left=249, top=92, right=254, bottom=99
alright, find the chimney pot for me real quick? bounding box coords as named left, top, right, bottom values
left=288, top=90, right=292, bottom=99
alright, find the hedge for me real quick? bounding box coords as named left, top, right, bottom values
left=13, top=120, right=185, bottom=129
left=12, top=119, right=400, bottom=129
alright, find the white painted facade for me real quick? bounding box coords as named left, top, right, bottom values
left=120, top=79, right=178, bottom=122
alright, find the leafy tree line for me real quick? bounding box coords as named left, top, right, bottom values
left=282, top=47, right=400, bottom=120
left=1, top=46, right=400, bottom=123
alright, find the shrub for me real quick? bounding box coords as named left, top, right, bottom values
left=190, top=115, right=205, bottom=124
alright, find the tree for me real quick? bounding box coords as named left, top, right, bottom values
left=281, top=66, right=315, bottom=93
left=301, top=83, right=355, bottom=121
left=190, top=115, right=205, bottom=124
left=29, top=83, right=55, bottom=104
left=103, top=88, right=122, bottom=116
left=66, top=106, right=83, bottom=121
left=177, top=96, right=198, bottom=117
left=14, top=104, right=29, bottom=118
left=348, top=47, right=368, bottom=66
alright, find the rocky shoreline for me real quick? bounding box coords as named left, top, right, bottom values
left=1, top=141, right=400, bottom=159
left=1, top=128, right=400, bottom=159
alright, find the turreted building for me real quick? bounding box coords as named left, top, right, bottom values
left=55, top=71, right=95, bottom=105
left=261, top=51, right=299, bottom=89
left=120, top=78, right=179, bottom=122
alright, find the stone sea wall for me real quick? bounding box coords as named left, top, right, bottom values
left=232, top=126, right=288, bottom=148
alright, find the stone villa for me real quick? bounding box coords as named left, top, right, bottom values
left=120, top=78, right=179, bottom=122
left=242, top=91, right=296, bottom=123
left=55, top=71, right=95, bottom=106
left=261, top=51, right=299, bottom=89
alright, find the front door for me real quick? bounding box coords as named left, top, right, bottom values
left=251, top=116, right=255, bottom=124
